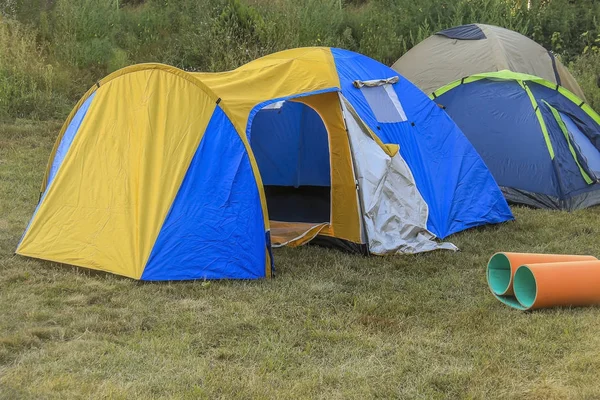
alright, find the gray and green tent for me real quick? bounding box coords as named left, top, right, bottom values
left=392, top=23, right=585, bottom=100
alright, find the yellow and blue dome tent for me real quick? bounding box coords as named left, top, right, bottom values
left=16, top=47, right=512, bottom=280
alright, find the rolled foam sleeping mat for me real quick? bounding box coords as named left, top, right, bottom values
left=514, top=261, right=600, bottom=310
left=486, top=252, right=597, bottom=310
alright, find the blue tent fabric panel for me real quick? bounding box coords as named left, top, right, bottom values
left=528, top=83, right=600, bottom=149
left=437, top=80, right=561, bottom=197
left=561, top=111, right=600, bottom=175
left=540, top=104, right=589, bottom=195
left=141, top=107, right=266, bottom=280
left=436, top=24, right=486, bottom=40
left=250, top=101, right=330, bottom=187
left=48, top=93, right=96, bottom=187
left=331, top=47, right=512, bottom=239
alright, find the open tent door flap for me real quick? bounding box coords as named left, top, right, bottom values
left=270, top=221, right=328, bottom=248
left=339, top=94, right=457, bottom=254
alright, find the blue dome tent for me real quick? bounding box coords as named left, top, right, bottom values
left=433, top=71, right=600, bottom=210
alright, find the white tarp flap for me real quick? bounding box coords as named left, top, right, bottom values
left=340, top=95, right=457, bottom=254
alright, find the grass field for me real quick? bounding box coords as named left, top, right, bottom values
left=2, top=120, right=600, bottom=399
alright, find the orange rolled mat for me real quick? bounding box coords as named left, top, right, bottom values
left=514, top=261, right=600, bottom=310
left=486, top=252, right=597, bottom=310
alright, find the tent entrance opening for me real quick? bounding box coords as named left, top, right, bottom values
left=250, top=99, right=332, bottom=246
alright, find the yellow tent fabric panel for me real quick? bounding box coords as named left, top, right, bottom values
left=40, top=64, right=219, bottom=193
left=292, top=92, right=362, bottom=244
left=17, top=69, right=217, bottom=279
left=270, top=221, right=329, bottom=247
left=192, top=47, right=341, bottom=135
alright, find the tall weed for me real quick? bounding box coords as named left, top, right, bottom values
left=0, top=17, right=70, bottom=119
left=571, top=52, right=600, bottom=111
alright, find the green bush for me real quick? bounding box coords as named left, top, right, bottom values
left=570, top=52, right=600, bottom=111
left=0, top=0, right=600, bottom=120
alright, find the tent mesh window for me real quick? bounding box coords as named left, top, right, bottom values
left=360, top=85, right=407, bottom=123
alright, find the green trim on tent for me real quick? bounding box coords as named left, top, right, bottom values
left=430, top=70, right=600, bottom=127
left=429, top=70, right=600, bottom=165
left=543, top=100, right=594, bottom=184
left=520, top=81, right=555, bottom=159
left=431, top=80, right=461, bottom=98
left=431, top=76, right=486, bottom=98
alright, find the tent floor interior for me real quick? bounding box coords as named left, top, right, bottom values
left=264, top=185, right=330, bottom=223
left=264, top=186, right=331, bottom=246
